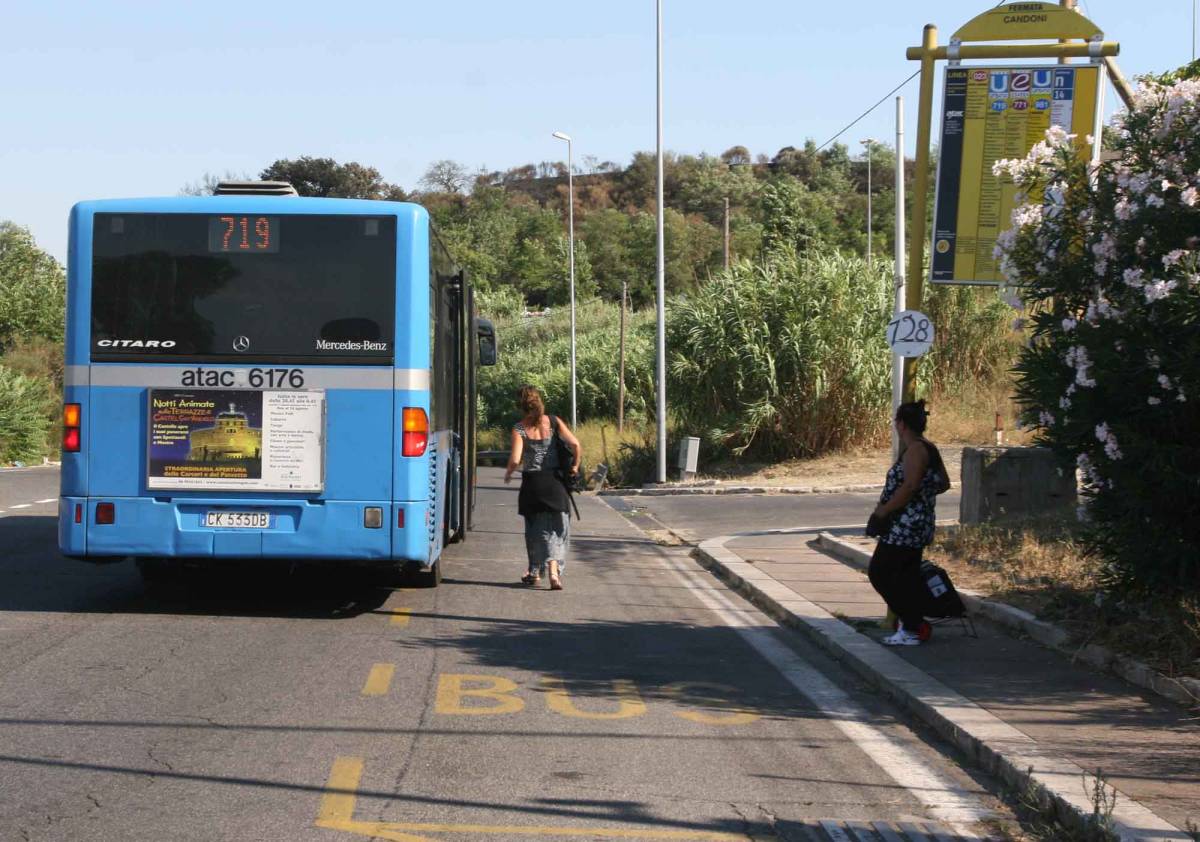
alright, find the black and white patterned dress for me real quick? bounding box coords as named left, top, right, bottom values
left=876, top=443, right=940, bottom=549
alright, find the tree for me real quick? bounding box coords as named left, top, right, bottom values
left=720, top=145, right=751, bottom=167
left=419, top=160, right=471, bottom=194
left=581, top=209, right=635, bottom=300
left=259, top=157, right=405, bottom=199
left=179, top=170, right=252, bottom=196
left=0, top=223, right=66, bottom=348
left=759, top=178, right=833, bottom=259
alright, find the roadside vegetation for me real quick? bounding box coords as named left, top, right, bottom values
left=929, top=518, right=1200, bottom=686
left=995, top=60, right=1200, bottom=595
left=0, top=224, right=65, bottom=464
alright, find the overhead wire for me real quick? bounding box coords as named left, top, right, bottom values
left=815, top=0, right=1044, bottom=154
left=816, top=69, right=920, bottom=151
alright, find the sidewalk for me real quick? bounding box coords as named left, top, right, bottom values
left=695, top=528, right=1199, bottom=841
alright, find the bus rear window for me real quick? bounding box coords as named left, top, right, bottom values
left=91, top=213, right=397, bottom=364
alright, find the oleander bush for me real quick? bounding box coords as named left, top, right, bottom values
left=995, top=63, right=1200, bottom=592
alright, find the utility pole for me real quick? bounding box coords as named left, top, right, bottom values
left=892, top=97, right=906, bottom=460
left=618, top=281, right=627, bottom=434
left=723, top=197, right=730, bottom=271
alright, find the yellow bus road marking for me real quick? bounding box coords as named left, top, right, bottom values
left=431, top=673, right=760, bottom=724
left=434, top=674, right=525, bottom=715
left=316, top=756, right=750, bottom=841
left=541, top=677, right=647, bottom=720
left=389, top=607, right=412, bottom=627
left=361, top=664, right=396, bottom=697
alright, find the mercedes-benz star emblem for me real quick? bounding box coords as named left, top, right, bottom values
left=233, top=336, right=251, bottom=352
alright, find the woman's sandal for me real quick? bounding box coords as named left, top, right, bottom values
left=548, top=560, right=563, bottom=590
left=521, top=572, right=540, bottom=586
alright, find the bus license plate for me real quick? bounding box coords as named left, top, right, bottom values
left=205, top=511, right=270, bottom=529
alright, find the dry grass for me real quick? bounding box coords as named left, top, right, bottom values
left=928, top=516, right=1200, bottom=683
left=928, top=380, right=1034, bottom=447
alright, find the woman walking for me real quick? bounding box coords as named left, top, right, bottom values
left=867, top=400, right=949, bottom=646
left=503, top=385, right=581, bottom=590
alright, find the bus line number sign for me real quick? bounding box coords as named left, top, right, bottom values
left=207, top=216, right=279, bottom=253
left=887, top=309, right=934, bottom=358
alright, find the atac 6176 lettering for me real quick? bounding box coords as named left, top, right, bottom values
left=179, top=368, right=305, bottom=389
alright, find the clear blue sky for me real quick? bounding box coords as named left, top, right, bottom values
left=3, top=0, right=1194, bottom=262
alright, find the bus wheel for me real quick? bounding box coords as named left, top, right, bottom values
left=411, top=561, right=441, bottom=589
left=136, top=557, right=179, bottom=585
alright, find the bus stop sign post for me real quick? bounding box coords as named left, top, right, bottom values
left=901, top=1, right=1121, bottom=404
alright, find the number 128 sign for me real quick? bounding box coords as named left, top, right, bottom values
left=887, top=310, right=934, bottom=357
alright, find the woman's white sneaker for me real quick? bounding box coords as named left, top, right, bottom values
left=882, top=629, right=922, bottom=646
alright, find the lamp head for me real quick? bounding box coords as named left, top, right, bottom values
left=552, top=131, right=572, bottom=142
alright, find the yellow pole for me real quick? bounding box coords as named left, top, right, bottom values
left=1059, top=0, right=1077, bottom=65
left=903, top=24, right=938, bottom=404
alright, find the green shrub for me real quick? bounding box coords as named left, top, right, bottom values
left=667, top=253, right=893, bottom=459
left=476, top=285, right=525, bottom=321
left=1, top=336, right=63, bottom=456
left=923, top=284, right=1020, bottom=394
left=479, top=299, right=656, bottom=429
left=995, top=70, right=1200, bottom=592
left=0, top=366, right=53, bottom=463
left=0, top=223, right=66, bottom=348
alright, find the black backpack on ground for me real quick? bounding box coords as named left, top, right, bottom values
left=919, top=561, right=966, bottom=619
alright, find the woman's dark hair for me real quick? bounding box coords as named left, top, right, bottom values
left=516, top=384, right=544, bottom=422
left=895, top=399, right=929, bottom=434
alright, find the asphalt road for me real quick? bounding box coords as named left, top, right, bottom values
left=0, top=467, right=1003, bottom=841
left=610, top=488, right=963, bottom=544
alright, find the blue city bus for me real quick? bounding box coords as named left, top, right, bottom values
left=58, top=182, right=496, bottom=586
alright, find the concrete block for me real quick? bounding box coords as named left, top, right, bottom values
left=960, top=446, right=1076, bottom=525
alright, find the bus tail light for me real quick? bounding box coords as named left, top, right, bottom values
left=63, top=404, right=82, bottom=452
left=96, top=503, right=115, bottom=525
left=397, top=509, right=405, bottom=528
left=402, top=408, right=428, bottom=457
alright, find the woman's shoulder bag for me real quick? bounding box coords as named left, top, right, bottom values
left=548, top=415, right=583, bottom=517
left=923, top=439, right=952, bottom=495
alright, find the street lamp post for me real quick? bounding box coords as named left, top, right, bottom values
left=552, top=131, right=577, bottom=429
left=860, top=138, right=874, bottom=271
left=655, top=0, right=667, bottom=483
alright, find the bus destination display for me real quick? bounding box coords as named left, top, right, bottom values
left=207, top=215, right=280, bottom=253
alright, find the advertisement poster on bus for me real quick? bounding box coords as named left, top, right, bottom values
left=930, top=64, right=1104, bottom=285
left=147, top=389, right=325, bottom=491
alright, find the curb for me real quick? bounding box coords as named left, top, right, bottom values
left=816, top=533, right=1200, bottom=711
left=694, top=532, right=1187, bottom=841
left=599, top=483, right=882, bottom=497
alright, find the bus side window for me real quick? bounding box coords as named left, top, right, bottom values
left=476, top=319, right=497, bottom=366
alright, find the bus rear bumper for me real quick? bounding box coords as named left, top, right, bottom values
left=58, top=497, right=433, bottom=563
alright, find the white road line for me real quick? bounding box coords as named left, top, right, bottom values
left=36, top=498, right=56, bottom=504
left=10, top=504, right=31, bottom=510
left=659, top=549, right=990, bottom=834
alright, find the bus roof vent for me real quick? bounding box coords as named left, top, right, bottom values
left=213, top=181, right=299, bottom=197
